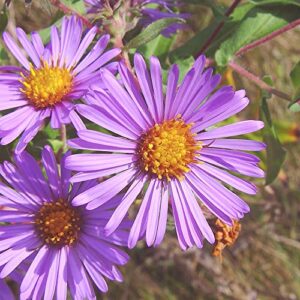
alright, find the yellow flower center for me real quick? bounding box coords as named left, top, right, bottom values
left=35, top=199, right=81, bottom=246
left=138, top=117, right=201, bottom=181
left=20, top=62, right=73, bottom=109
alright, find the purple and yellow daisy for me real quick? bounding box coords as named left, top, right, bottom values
left=0, top=16, right=120, bottom=153
left=0, top=146, right=130, bottom=299
left=66, top=53, right=265, bottom=250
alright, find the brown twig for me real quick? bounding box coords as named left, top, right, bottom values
left=49, top=0, right=102, bottom=33
left=236, top=18, right=300, bottom=57
left=229, top=61, right=292, bottom=102
left=197, top=0, right=242, bottom=56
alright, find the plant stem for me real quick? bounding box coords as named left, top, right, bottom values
left=229, top=61, right=291, bottom=102
left=197, top=0, right=242, bottom=56
left=236, top=19, right=300, bottom=56
left=60, top=125, right=68, bottom=152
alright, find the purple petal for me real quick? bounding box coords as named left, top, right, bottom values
left=149, top=56, right=164, bottom=122
left=72, top=168, right=136, bottom=207
left=170, top=180, right=193, bottom=249
left=77, top=129, right=137, bottom=153
left=199, top=163, right=257, bottom=195
left=56, top=247, right=67, bottom=300
left=164, top=64, right=179, bottom=120
left=134, top=53, right=157, bottom=122
left=16, top=28, right=41, bottom=67
left=65, top=153, right=136, bottom=172
left=128, top=180, right=155, bottom=249
left=2, top=32, right=30, bottom=69
left=44, top=250, right=59, bottom=300
left=42, top=145, right=62, bottom=199
left=76, top=104, right=137, bottom=140
left=202, top=138, right=266, bottom=151
left=197, top=120, right=264, bottom=140
left=105, top=174, right=147, bottom=235
left=180, top=179, right=215, bottom=244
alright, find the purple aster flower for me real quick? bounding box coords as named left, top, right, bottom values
left=0, top=146, right=130, bottom=299
left=0, top=16, right=120, bottom=153
left=66, top=53, right=265, bottom=251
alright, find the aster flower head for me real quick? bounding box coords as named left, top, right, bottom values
left=0, top=146, right=130, bottom=299
left=66, top=53, right=265, bottom=251
left=0, top=15, right=120, bottom=153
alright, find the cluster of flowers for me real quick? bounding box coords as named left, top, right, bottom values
left=0, top=1, right=265, bottom=298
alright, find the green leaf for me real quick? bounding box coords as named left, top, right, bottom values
left=43, top=123, right=60, bottom=140
left=290, top=61, right=300, bottom=95
left=137, top=34, right=175, bottom=62
left=0, top=145, right=10, bottom=163
left=48, top=139, right=64, bottom=153
left=173, top=56, right=195, bottom=82
left=249, top=0, right=300, bottom=7
left=215, top=5, right=300, bottom=66
left=289, top=101, right=300, bottom=112
left=38, top=19, right=62, bottom=43
left=0, top=46, right=9, bottom=64
left=169, top=3, right=254, bottom=61
left=0, top=7, right=8, bottom=32
left=126, top=18, right=185, bottom=49
left=61, top=0, right=85, bottom=13
left=261, top=75, right=274, bottom=98
left=260, top=98, right=286, bottom=185
left=288, top=61, right=300, bottom=112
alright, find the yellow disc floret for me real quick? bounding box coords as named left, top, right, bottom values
left=35, top=199, right=81, bottom=246
left=20, top=61, right=73, bottom=109
left=138, top=116, right=201, bottom=181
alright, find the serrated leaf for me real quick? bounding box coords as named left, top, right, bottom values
left=126, top=18, right=185, bottom=49
left=215, top=5, right=300, bottom=66
left=260, top=98, right=286, bottom=185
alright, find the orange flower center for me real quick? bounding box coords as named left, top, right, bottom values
left=35, top=199, right=81, bottom=246
left=20, top=62, right=73, bottom=109
left=137, top=116, right=201, bottom=181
